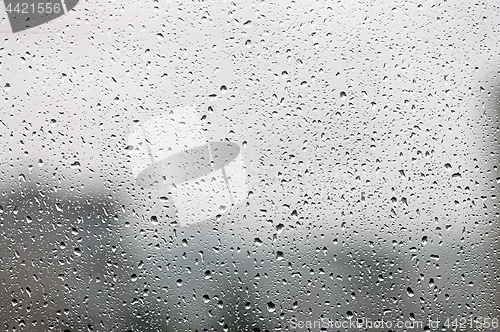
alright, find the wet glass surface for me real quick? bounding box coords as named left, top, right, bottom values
left=0, top=1, right=499, bottom=331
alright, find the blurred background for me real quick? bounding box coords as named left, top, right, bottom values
left=0, top=0, right=499, bottom=331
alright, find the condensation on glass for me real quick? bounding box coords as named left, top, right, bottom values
left=0, top=1, right=498, bottom=331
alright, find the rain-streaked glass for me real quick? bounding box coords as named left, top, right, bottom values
left=0, top=1, right=498, bottom=331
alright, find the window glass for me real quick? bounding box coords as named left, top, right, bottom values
left=0, top=1, right=498, bottom=331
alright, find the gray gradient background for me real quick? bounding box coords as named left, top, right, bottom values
left=0, top=0, right=498, bottom=331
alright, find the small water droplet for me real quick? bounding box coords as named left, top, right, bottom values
left=151, top=215, right=158, bottom=225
